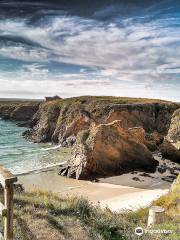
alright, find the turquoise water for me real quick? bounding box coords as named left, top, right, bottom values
left=0, top=119, right=70, bottom=175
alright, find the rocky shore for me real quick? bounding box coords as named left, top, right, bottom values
left=0, top=96, right=179, bottom=180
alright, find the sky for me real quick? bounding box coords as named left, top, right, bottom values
left=0, top=0, right=180, bottom=101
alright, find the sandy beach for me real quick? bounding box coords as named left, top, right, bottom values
left=17, top=163, right=173, bottom=212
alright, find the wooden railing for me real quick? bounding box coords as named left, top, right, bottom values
left=0, top=166, right=17, bottom=240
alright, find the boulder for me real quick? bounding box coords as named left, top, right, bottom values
left=51, top=103, right=97, bottom=145
left=160, top=140, right=180, bottom=164
left=60, top=120, right=158, bottom=179
left=157, top=165, right=167, bottom=174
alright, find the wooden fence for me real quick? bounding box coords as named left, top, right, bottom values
left=0, top=165, right=17, bottom=240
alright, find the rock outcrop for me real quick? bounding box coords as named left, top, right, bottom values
left=0, top=101, right=40, bottom=122
left=1, top=97, right=179, bottom=179
left=24, top=100, right=61, bottom=143
left=23, top=97, right=179, bottom=147
left=166, top=108, right=180, bottom=146
left=160, top=140, right=180, bottom=163
left=160, top=108, right=180, bottom=163
left=59, top=120, right=158, bottom=179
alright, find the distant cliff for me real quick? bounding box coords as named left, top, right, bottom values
left=0, top=100, right=41, bottom=122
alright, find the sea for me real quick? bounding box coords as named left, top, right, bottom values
left=0, top=119, right=70, bottom=175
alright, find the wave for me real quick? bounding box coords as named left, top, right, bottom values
left=0, top=119, right=70, bottom=176
left=10, top=161, right=67, bottom=176
left=40, top=144, right=61, bottom=151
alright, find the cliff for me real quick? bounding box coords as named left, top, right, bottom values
left=1, top=96, right=179, bottom=179
left=23, top=96, right=179, bottom=145
left=60, top=121, right=158, bottom=179
left=160, top=108, right=180, bottom=163
left=22, top=96, right=180, bottom=179
left=0, top=100, right=41, bottom=123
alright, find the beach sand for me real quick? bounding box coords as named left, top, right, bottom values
left=17, top=152, right=180, bottom=212
left=17, top=165, right=172, bottom=212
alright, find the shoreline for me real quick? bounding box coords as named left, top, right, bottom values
left=17, top=166, right=171, bottom=212
left=15, top=161, right=67, bottom=177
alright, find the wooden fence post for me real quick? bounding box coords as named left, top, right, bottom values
left=4, top=183, right=14, bottom=240
left=147, top=206, right=165, bottom=227
left=0, top=165, right=17, bottom=240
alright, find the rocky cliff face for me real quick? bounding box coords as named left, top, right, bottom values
left=1, top=97, right=179, bottom=179
left=0, top=101, right=40, bottom=122
left=24, top=100, right=61, bottom=142
left=160, top=108, right=180, bottom=163
left=23, top=97, right=179, bottom=146
left=166, top=108, right=180, bottom=146
left=59, top=121, right=158, bottom=179
left=21, top=96, right=179, bottom=179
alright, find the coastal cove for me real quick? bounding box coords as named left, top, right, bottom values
left=0, top=97, right=179, bottom=239
left=0, top=118, right=173, bottom=211
left=0, top=97, right=179, bottom=212
left=0, top=0, right=180, bottom=237
left=17, top=151, right=179, bottom=211
left=0, top=119, right=71, bottom=175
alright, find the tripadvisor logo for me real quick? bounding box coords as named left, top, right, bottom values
left=135, top=227, right=144, bottom=236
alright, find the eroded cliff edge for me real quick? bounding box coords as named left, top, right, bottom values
left=23, top=97, right=179, bottom=145
left=0, top=96, right=179, bottom=179
left=23, top=96, right=180, bottom=179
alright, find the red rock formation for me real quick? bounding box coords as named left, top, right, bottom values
left=60, top=120, right=158, bottom=179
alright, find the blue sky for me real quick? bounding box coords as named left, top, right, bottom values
left=0, top=0, right=180, bottom=101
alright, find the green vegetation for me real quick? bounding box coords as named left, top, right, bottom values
left=65, top=96, right=172, bottom=103
left=0, top=96, right=172, bottom=110
left=0, top=96, right=178, bottom=239
left=153, top=174, right=180, bottom=220
left=0, top=99, right=41, bottom=106
left=1, top=191, right=138, bottom=240
left=46, top=95, right=172, bottom=107
left=37, top=95, right=173, bottom=113
left=0, top=181, right=178, bottom=240
left=148, top=174, right=180, bottom=240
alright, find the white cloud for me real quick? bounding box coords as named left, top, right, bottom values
left=22, top=64, right=49, bottom=78
left=0, top=5, right=180, bottom=100
left=0, top=45, right=50, bottom=62
left=1, top=15, right=180, bottom=75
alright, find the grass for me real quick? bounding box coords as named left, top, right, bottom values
left=153, top=174, right=180, bottom=220
left=46, top=96, right=173, bottom=107
left=0, top=190, right=145, bottom=240
left=0, top=100, right=41, bottom=106
left=147, top=174, right=180, bottom=240
left=0, top=96, right=164, bottom=110
left=37, top=95, right=174, bottom=112
left=0, top=175, right=179, bottom=240
left=0, top=186, right=178, bottom=240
